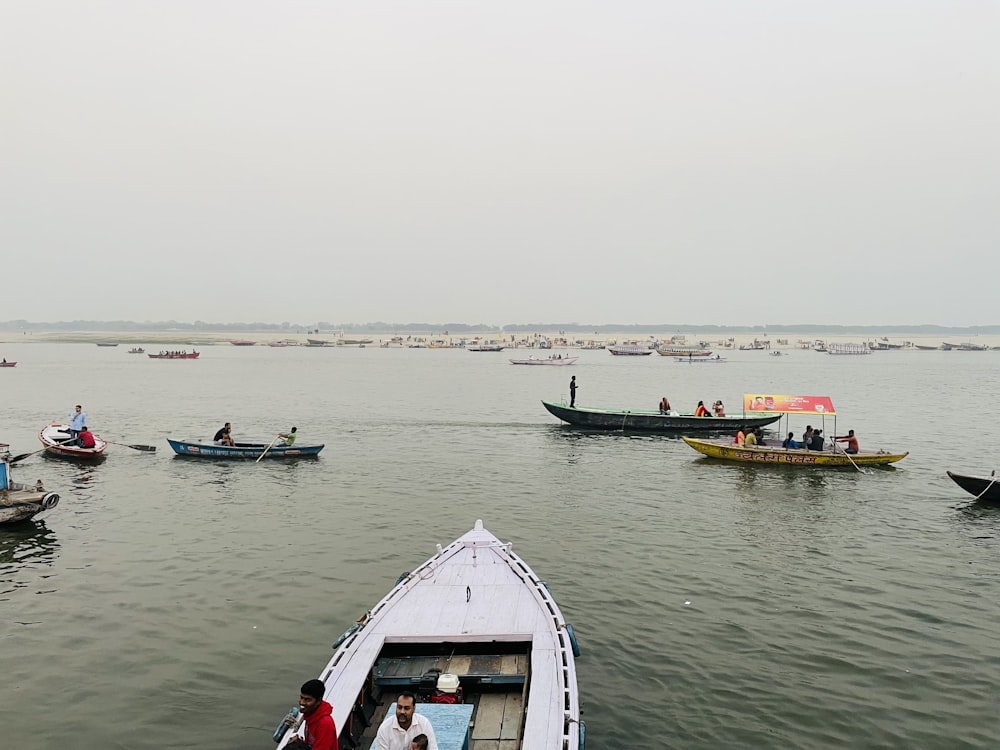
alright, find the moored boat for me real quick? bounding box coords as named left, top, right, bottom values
left=0, top=445, right=60, bottom=524
left=467, top=344, right=505, bottom=352
left=95, top=342, right=119, bottom=347
left=38, top=422, right=108, bottom=461
left=656, top=347, right=712, bottom=356
left=229, top=339, right=257, bottom=346
left=148, top=350, right=200, bottom=359
left=166, top=438, right=324, bottom=459
left=946, top=470, right=1000, bottom=502
left=127, top=347, right=145, bottom=354
left=674, top=354, right=726, bottom=365
left=0, top=361, right=16, bottom=367
left=510, top=356, right=578, bottom=365
left=542, top=401, right=780, bottom=432
left=607, top=345, right=652, bottom=356
left=272, top=520, right=582, bottom=750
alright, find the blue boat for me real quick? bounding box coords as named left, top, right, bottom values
left=166, top=438, right=324, bottom=459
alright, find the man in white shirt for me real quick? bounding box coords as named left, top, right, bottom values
left=375, top=692, right=438, bottom=750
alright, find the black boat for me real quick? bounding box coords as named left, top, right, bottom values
left=946, top=470, right=1000, bottom=502
left=541, top=400, right=782, bottom=433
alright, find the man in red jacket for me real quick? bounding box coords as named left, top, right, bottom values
left=297, top=678, right=338, bottom=750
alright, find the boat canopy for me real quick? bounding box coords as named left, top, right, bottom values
left=742, top=394, right=837, bottom=415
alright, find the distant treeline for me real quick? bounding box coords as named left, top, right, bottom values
left=2, top=319, right=1000, bottom=335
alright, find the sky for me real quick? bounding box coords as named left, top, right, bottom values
left=3, top=1, right=998, bottom=327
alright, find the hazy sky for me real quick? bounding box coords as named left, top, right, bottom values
left=3, top=2, right=998, bottom=326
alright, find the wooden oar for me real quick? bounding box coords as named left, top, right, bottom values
left=831, top=439, right=864, bottom=474
left=104, top=440, right=157, bottom=452
left=10, top=437, right=74, bottom=463
left=255, top=434, right=283, bottom=463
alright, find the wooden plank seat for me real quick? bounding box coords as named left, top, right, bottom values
left=373, top=653, right=528, bottom=689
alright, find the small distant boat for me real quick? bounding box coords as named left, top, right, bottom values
left=95, top=342, right=119, bottom=347
left=947, top=471, right=1000, bottom=502
left=608, top=345, right=653, bottom=356
left=306, top=338, right=334, bottom=347
left=338, top=338, right=374, bottom=346
left=167, top=438, right=324, bottom=459
left=827, top=343, right=871, bottom=355
left=229, top=340, right=257, bottom=346
left=148, top=350, right=200, bottom=359
left=510, top=356, right=578, bottom=366
left=0, top=445, right=60, bottom=524
left=271, top=520, right=582, bottom=750
left=127, top=347, right=145, bottom=354
left=0, top=361, right=16, bottom=368
left=656, top=347, right=712, bottom=357
left=467, top=344, right=505, bottom=352
left=38, top=422, right=108, bottom=461
left=673, top=355, right=726, bottom=363
left=769, top=351, right=786, bottom=357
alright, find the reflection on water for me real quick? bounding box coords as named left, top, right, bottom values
left=0, top=522, right=60, bottom=597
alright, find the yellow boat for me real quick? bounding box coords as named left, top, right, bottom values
left=680, top=393, right=909, bottom=468
left=681, top=437, right=908, bottom=467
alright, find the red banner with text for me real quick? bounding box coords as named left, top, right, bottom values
left=742, top=394, right=836, bottom=415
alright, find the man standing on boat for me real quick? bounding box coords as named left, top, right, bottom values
left=376, top=692, right=438, bottom=750
left=69, top=405, right=87, bottom=441
left=569, top=376, right=577, bottom=407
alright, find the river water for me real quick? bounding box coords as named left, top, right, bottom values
left=2, top=342, right=998, bottom=749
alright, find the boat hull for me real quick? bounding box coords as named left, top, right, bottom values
left=167, top=438, right=324, bottom=459
left=148, top=352, right=200, bottom=359
left=0, top=362, right=16, bottom=367
left=946, top=471, right=1000, bottom=502
left=682, top=437, right=908, bottom=466
left=510, top=357, right=578, bottom=365
left=39, top=423, right=108, bottom=461
left=542, top=401, right=780, bottom=432
left=0, top=487, right=60, bottom=524
left=273, top=520, right=580, bottom=750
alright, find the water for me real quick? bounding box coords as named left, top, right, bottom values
left=2, top=343, right=999, bottom=749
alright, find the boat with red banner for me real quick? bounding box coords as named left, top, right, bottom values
left=148, top=350, right=200, bottom=359
left=682, top=394, right=908, bottom=468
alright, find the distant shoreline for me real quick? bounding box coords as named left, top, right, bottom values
left=2, top=330, right=999, bottom=349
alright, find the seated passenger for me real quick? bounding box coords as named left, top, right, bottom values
left=810, top=429, right=825, bottom=451
left=713, top=400, right=726, bottom=416
left=782, top=432, right=801, bottom=449
left=659, top=397, right=671, bottom=415
left=214, top=422, right=235, bottom=446
left=694, top=400, right=710, bottom=417
left=744, top=429, right=758, bottom=446
left=734, top=428, right=746, bottom=445
left=78, top=426, right=97, bottom=449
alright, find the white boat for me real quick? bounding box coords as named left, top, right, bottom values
left=0, top=444, right=60, bottom=524
left=274, top=520, right=583, bottom=750
left=509, top=356, right=578, bottom=365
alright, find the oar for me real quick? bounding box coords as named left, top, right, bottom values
left=104, top=440, right=157, bottom=452
left=255, top=434, right=283, bottom=463
left=832, top=439, right=864, bottom=474
left=10, top=437, right=74, bottom=463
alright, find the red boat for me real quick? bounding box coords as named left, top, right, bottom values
left=0, top=361, right=16, bottom=367
left=148, top=350, right=200, bottom=359
left=230, top=340, right=256, bottom=346
left=39, top=422, right=108, bottom=461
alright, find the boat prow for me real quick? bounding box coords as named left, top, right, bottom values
left=274, top=520, right=582, bottom=750
left=946, top=470, right=1000, bottom=502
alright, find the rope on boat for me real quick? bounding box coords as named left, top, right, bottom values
left=974, top=470, right=999, bottom=501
